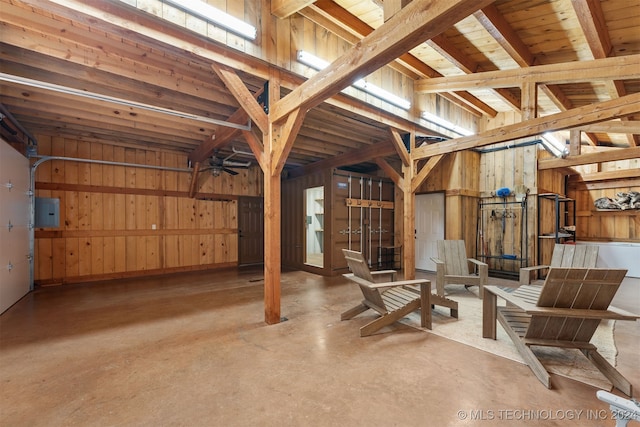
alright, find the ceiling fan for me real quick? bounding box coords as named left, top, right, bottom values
left=201, top=147, right=252, bottom=176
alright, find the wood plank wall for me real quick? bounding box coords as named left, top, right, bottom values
left=478, top=112, right=538, bottom=273
left=34, top=136, right=262, bottom=285
left=414, top=151, right=480, bottom=258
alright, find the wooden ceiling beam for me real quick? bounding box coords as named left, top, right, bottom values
left=241, top=129, right=266, bottom=172
left=0, top=89, right=218, bottom=140
left=577, top=121, right=640, bottom=134
left=17, top=120, right=197, bottom=152
left=539, top=147, right=640, bottom=170
left=298, top=4, right=420, bottom=80
left=188, top=109, right=249, bottom=163
left=473, top=3, right=596, bottom=145
left=567, top=168, right=640, bottom=183
left=389, top=128, right=410, bottom=167
left=211, top=64, right=269, bottom=134
left=1, top=49, right=236, bottom=117
left=302, top=0, right=496, bottom=117
left=411, top=155, right=445, bottom=192
left=271, top=0, right=316, bottom=19
left=413, top=92, right=640, bottom=160
left=571, top=0, right=612, bottom=58
left=426, top=34, right=521, bottom=111
left=271, top=108, right=306, bottom=175
left=571, top=0, right=638, bottom=147
left=0, top=17, right=239, bottom=109
left=286, top=140, right=396, bottom=178
left=374, top=158, right=402, bottom=186
left=11, top=0, right=441, bottom=140
left=473, top=5, right=535, bottom=67
left=270, top=0, right=495, bottom=123
left=416, top=55, right=640, bottom=93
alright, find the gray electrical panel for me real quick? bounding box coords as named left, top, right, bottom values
left=35, top=197, right=60, bottom=228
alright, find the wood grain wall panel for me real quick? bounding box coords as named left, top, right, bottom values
left=65, top=237, right=79, bottom=278
left=33, top=136, right=262, bottom=285
left=37, top=239, right=52, bottom=280
left=103, top=237, right=115, bottom=274
left=415, top=151, right=480, bottom=255
left=52, top=239, right=66, bottom=279
left=91, top=237, right=104, bottom=276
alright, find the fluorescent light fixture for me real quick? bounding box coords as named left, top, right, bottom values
left=357, top=80, right=411, bottom=110
left=164, top=0, right=257, bottom=40
left=296, top=50, right=411, bottom=110
left=296, top=50, right=330, bottom=70
left=421, top=111, right=474, bottom=136
left=540, top=132, right=568, bottom=158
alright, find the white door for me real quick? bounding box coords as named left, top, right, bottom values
left=0, top=141, right=31, bottom=313
left=415, top=193, right=445, bottom=271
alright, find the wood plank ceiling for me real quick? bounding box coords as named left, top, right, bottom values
left=1, top=0, right=638, bottom=172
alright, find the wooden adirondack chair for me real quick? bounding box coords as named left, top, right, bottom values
left=519, top=244, right=599, bottom=285
left=483, top=267, right=639, bottom=396
left=341, top=249, right=457, bottom=337
left=431, top=240, right=488, bottom=299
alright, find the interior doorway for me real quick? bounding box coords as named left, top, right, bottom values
left=415, top=192, right=445, bottom=272
left=304, top=186, right=324, bottom=268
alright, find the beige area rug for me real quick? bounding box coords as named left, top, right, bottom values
left=409, top=285, right=617, bottom=391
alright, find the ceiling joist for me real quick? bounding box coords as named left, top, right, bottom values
left=271, top=0, right=495, bottom=123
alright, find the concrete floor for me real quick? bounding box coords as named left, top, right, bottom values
left=1, top=268, right=638, bottom=426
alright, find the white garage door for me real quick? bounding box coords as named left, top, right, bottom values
left=0, top=140, right=31, bottom=314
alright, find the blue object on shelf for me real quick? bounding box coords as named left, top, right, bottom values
left=496, top=187, right=511, bottom=198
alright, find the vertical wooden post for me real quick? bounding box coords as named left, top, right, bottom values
left=261, top=70, right=305, bottom=324
left=569, top=129, right=582, bottom=156
left=402, top=163, right=416, bottom=280
left=263, top=68, right=282, bottom=325
left=263, top=156, right=282, bottom=324
left=402, top=132, right=416, bottom=280
left=521, top=79, right=538, bottom=271
left=521, top=79, right=537, bottom=121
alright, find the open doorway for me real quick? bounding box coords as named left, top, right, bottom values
left=304, top=186, right=324, bottom=268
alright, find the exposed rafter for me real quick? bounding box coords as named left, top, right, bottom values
left=271, top=0, right=495, bottom=123
left=302, top=0, right=496, bottom=117
left=571, top=0, right=638, bottom=146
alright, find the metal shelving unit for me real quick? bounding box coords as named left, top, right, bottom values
left=537, top=193, right=576, bottom=265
